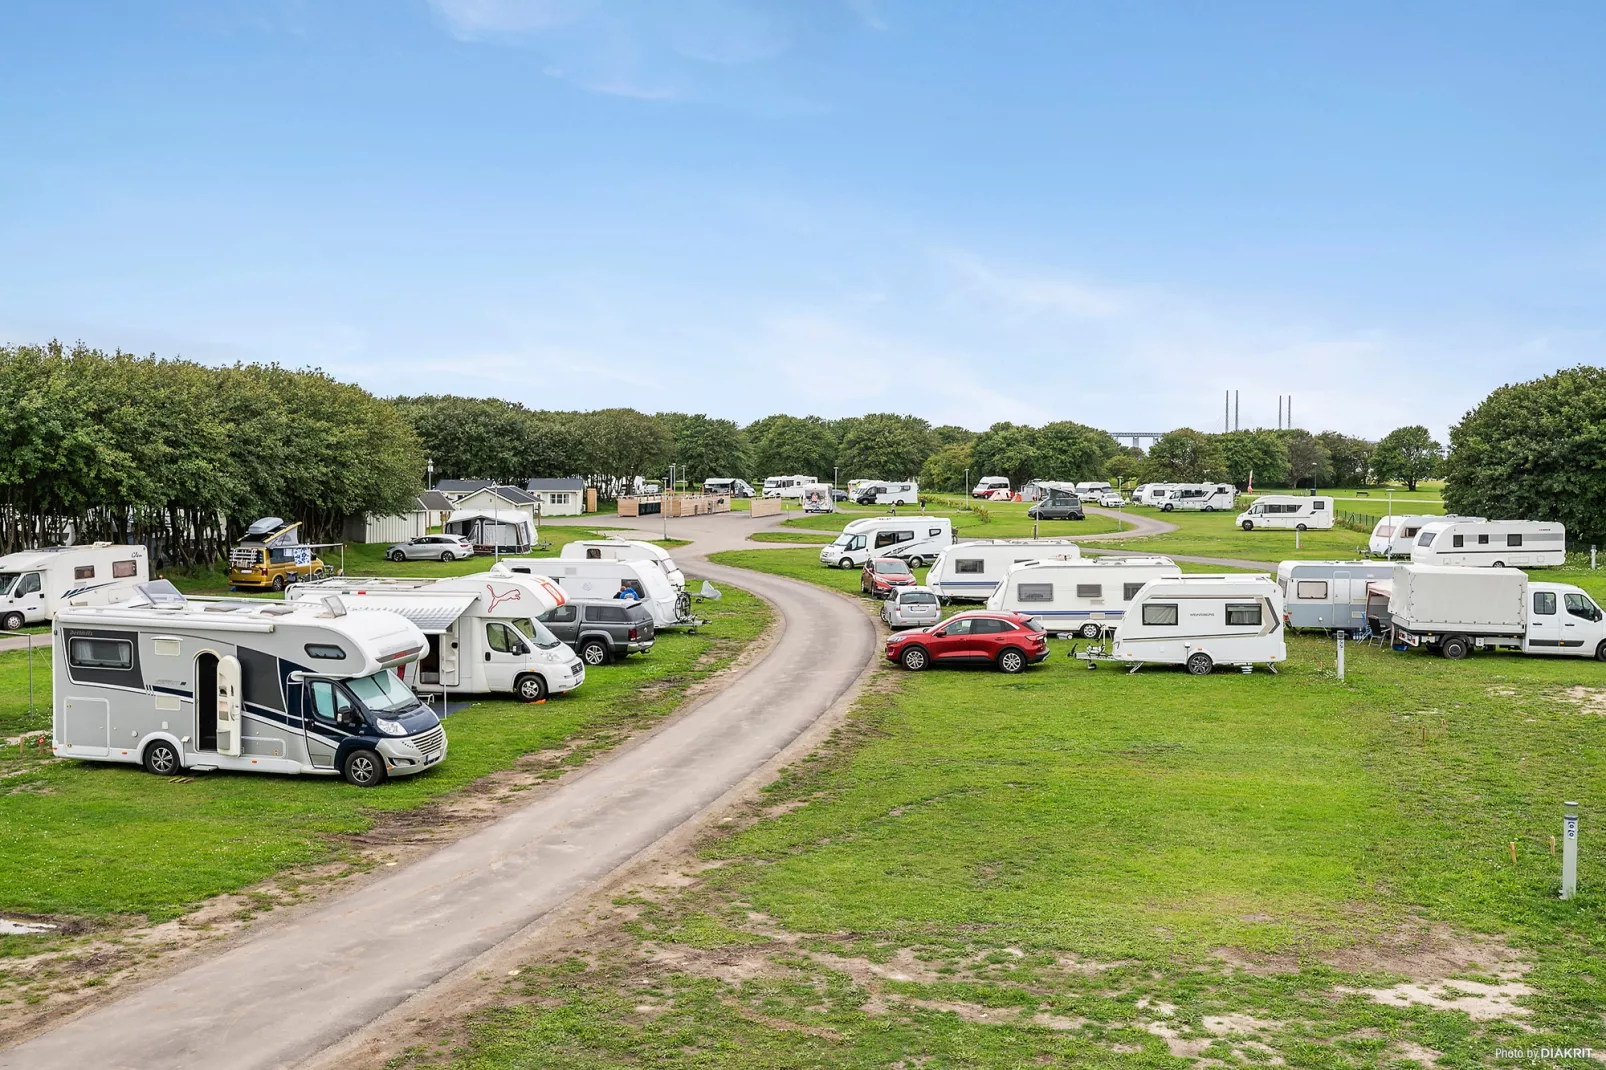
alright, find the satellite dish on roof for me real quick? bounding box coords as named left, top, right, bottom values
left=246, top=517, right=286, bottom=536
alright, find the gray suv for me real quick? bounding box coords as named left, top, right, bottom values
left=537, top=599, right=656, bottom=666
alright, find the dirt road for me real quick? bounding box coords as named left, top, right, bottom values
left=2, top=511, right=876, bottom=1070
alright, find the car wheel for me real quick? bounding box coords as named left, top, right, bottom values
left=1079, top=622, right=1102, bottom=639
left=1296, top=523, right=1307, bottom=532
left=343, top=748, right=387, bottom=787
left=1241, top=521, right=1254, bottom=531
left=1, top=611, right=24, bottom=632
left=515, top=673, right=548, bottom=702
left=579, top=639, right=610, bottom=667
left=997, top=648, right=1027, bottom=674
left=1073, top=514, right=1085, bottom=521
left=1186, top=652, right=1214, bottom=676
left=143, top=739, right=180, bottom=776
left=1162, top=503, right=1174, bottom=512
left=900, top=646, right=929, bottom=671
left=388, top=550, right=406, bottom=562
left=272, top=574, right=286, bottom=591
left=438, top=552, right=452, bottom=562
left=1440, top=635, right=1470, bottom=660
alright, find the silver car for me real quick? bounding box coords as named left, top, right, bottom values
left=386, top=534, right=474, bottom=562
left=881, top=585, right=942, bottom=629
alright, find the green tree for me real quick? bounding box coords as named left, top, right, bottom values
left=1143, top=428, right=1227, bottom=482
left=918, top=442, right=973, bottom=493
left=577, top=408, right=673, bottom=486
left=1217, top=430, right=1288, bottom=487
left=663, top=413, right=752, bottom=485
left=1034, top=421, right=1120, bottom=481
left=750, top=415, right=838, bottom=479
left=835, top=413, right=933, bottom=480
left=931, top=424, right=976, bottom=448
left=1317, top=431, right=1374, bottom=487
left=969, top=423, right=1039, bottom=489
left=1281, top=429, right=1331, bottom=488
left=1373, top=425, right=1441, bottom=490
left=1443, top=367, right=1606, bottom=544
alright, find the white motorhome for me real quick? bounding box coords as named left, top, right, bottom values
left=1086, top=574, right=1286, bottom=675
left=972, top=476, right=1011, bottom=499
left=490, top=557, right=685, bottom=629
left=1074, top=481, right=1113, bottom=502
left=0, top=543, right=150, bottom=631
left=53, top=580, right=443, bottom=787
left=1275, top=560, right=1395, bottom=630
left=1160, top=484, right=1237, bottom=512
left=854, top=481, right=919, bottom=506
left=287, top=573, right=581, bottom=703
left=819, top=517, right=954, bottom=570
left=1367, top=514, right=1475, bottom=557
left=562, top=538, right=686, bottom=591
left=987, top=556, right=1182, bottom=638
left=702, top=478, right=754, bottom=498
left=1236, top=495, right=1334, bottom=531
left=802, top=483, right=836, bottom=513
left=1410, top=519, right=1566, bottom=568
left=1384, top=563, right=1605, bottom=659
left=762, top=475, right=815, bottom=499
left=925, top=539, right=1082, bottom=601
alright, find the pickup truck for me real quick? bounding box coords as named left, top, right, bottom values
left=537, top=599, right=656, bottom=666
left=1379, top=564, right=1606, bottom=660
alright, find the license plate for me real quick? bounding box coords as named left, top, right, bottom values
left=425, top=751, right=441, bottom=763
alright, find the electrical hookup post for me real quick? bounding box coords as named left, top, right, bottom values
left=1562, top=802, right=1579, bottom=900
left=1335, top=629, right=1345, bottom=682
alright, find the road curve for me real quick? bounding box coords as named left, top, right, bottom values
left=3, top=513, right=876, bottom=1070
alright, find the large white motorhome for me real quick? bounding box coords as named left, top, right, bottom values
left=819, top=517, right=954, bottom=570
left=971, top=476, right=1011, bottom=499
left=53, top=580, right=443, bottom=786
left=986, top=556, right=1182, bottom=638
left=1236, top=495, right=1334, bottom=531
left=1381, top=563, right=1605, bottom=659
left=1275, top=560, right=1395, bottom=630
left=1074, top=481, right=1113, bottom=502
left=702, top=477, right=754, bottom=498
left=925, top=539, right=1082, bottom=601
left=1160, top=484, right=1237, bottom=512
left=1410, top=519, right=1566, bottom=568
left=762, top=475, right=816, bottom=499
left=0, top=543, right=150, bottom=631
left=287, top=573, right=581, bottom=703
left=1085, top=574, right=1286, bottom=675
left=854, top=481, right=919, bottom=506
left=561, top=538, right=686, bottom=591
left=490, top=557, right=686, bottom=629
left=802, top=483, right=836, bottom=513
left=1367, top=514, right=1477, bottom=557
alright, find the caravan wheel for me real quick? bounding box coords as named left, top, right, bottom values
left=1079, top=622, right=1102, bottom=639
left=143, top=740, right=180, bottom=776
left=1186, top=652, right=1214, bottom=676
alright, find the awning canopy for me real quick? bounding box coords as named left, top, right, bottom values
left=336, top=593, right=480, bottom=634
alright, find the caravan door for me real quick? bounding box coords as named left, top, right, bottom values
left=216, top=655, right=242, bottom=757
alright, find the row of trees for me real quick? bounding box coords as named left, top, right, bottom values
left=1137, top=425, right=1442, bottom=490
left=0, top=343, right=422, bottom=561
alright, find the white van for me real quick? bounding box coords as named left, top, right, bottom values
left=1386, top=563, right=1605, bottom=659
left=926, top=539, right=1081, bottom=601
left=1410, top=519, right=1566, bottom=568
left=703, top=478, right=754, bottom=499
left=287, top=573, right=583, bottom=703
left=1161, top=484, right=1237, bottom=512
left=763, top=475, right=815, bottom=499
left=562, top=538, right=686, bottom=591
left=987, top=556, right=1181, bottom=638
left=0, top=543, right=150, bottom=631
left=1089, top=574, right=1286, bottom=675
left=491, top=557, right=684, bottom=629
left=819, top=517, right=955, bottom=570
left=972, top=476, right=1011, bottom=499
left=1074, top=481, right=1113, bottom=502
left=1236, top=495, right=1333, bottom=531
left=854, top=481, right=919, bottom=506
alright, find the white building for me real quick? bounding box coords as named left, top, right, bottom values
left=526, top=478, right=587, bottom=517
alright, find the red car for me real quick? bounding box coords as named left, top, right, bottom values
left=861, top=557, right=917, bottom=599
left=885, top=610, right=1050, bottom=674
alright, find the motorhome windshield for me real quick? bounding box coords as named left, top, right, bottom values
left=832, top=533, right=865, bottom=549
left=509, top=617, right=564, bottom=650
left=0, top=573, right=16, bottom=596
left=346, top=669, right=421, bottom=714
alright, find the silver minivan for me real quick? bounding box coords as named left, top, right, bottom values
left=881, top=585, right=942, bottom=629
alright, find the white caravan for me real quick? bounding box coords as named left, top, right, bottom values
left=819, top=517, right=955, bottom=570
left=972, top=476, right=1011, bottom=498
left=0, top=542, right=150, bottom=631
left=925, top=539, right=1082, bottom=601
left=53, top=580, right=443, bottom=786
left=1074, top=481, right=1113, bottom=502
left=703, top=477, right=754, bottom=498
left=1275, top=560, right=1395, bottom=630
left=802, top=483, right=836, bottom=513
left=490, top=557, right=684, bottom=629
left=1236, top=495, right=1334, bottom=531
left=1367, top=514, right=1476, bottom=557
left=1410, top=519, right=1566, bottom=568
left=1385, top=563, right=1606, bottom=659
left=1131, top=483, right=1173, bottom=506
left=987, top=557, right=1182, bottom=638
left=287, top=573, right=581, bottom=703
left=1160, top=484, right=1237, bottom=512
left=855, top=481, right=919, bottom=506
left=762, top=475, right=816, bottom=499
left=562, top=538, right=686, bottom=591
left=1089, top=574, right=1286, bottom=675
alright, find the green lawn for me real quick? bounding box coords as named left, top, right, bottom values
left=419, top=548, right=1606, bottom=1070
left=1086, top=509, right=1376, bottom=564
left=0, top=586, right=769, bottom=931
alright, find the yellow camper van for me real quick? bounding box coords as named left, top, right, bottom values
left=228, top=517, right=325, bottom=591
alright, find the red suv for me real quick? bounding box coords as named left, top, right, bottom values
left=861, top=557, right=916, bottom=599
left=885, top=611, right=1049, bottom=674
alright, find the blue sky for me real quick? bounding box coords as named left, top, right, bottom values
left=2, top=1, right=1603, bottom=439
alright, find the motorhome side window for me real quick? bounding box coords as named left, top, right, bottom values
left=929, top=528, right=942, bottom=537
left=1226, top=603, right=1262, bottom=626
left=1477, top=533, right=1489, bottom=545
left=1141, top=603, right=1178, bottom=626
left=306, top=680, right=356, bottom=725
left=74, top=565, right=95, bottom=580
left=955, top=559, right=984, bottom=574
left=304, top=644, right=347, bottom=660
left=874, top=532, right=898, bottom=549
left=113, top=559, right=138, bottom=578
left=1312, top=500, right=1325, bottom=510
left=1017, top=583, right=1053, bottom=602
left=1122, top=583, right=1144, bottom=601
left=486, top=623, right=522, bottom=653
left=1533, top=592, right=1557, bottom=615
left=1296, top=581, right=1328, bottom=599
left=16, top=574, right=40, bottom=595
left=68, top=637, right=132, bottom=670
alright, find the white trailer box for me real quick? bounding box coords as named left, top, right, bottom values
left=1236, top=495, right=1334, bottom=530
left=0, top=543, right=150, bottom=630
left=925, top=539, right=1082, bottom=601
left=987, top=556, right=1182, bottom=638
left=1410, top=519, right=1566, bottom=567
left=1092, top=574, right=1286, bottom=674
left=562, top=538, right=687, bottom=591
left=818, top=517, right=954, bottom=570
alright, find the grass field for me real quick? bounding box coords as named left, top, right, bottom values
left=1085, top=510, right=1375, bottom=564
left=412, top=546, right=1606, bottom=1070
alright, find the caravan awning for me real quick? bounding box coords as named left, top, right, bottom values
left=337, top=593, right=480, bottom=633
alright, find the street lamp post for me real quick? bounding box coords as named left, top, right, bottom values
left=426, top=458, right=433, bottom=490
left=964, top=467, right=970, bottom=500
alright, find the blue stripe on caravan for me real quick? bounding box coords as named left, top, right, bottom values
left=1016, top=609, right=1128, bottom=618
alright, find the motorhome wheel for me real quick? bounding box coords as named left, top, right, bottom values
left=900, top=646, right=929, bottom=671
left=1241, top=520, right=1254, bottom=531
left=1162, top=503, right=1174, bottom=512
left=1295, top=523, right=1307, bottom=532
left=515, top=673, right=547, bottom=702
left=1186, top=652, right=1214, bottom=676
left=1079, top=622, right=1102, bottom=639
left=838, top=558, right=856, bottom=569
left=997, top=648, right=1026, bottom=674
left=580, top=639, right=609, bottom=666
left=1440, top=635, right=1470, bottom=660
left=907, top=556, right=925, bottom=568
left=0, top=611, right=23, bottom=632
left=343, top=748, right=388, bottom=787
left=143, top=740, right=179, bottom=776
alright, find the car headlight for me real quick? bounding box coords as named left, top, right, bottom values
left=375, top=718, right=409, bottom=737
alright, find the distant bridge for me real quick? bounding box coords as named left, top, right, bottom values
left=1107, top=431, right=1165, bottom=448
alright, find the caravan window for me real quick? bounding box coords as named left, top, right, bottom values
left=1141, top=603, right=1178, bottom=626
left=1478, top=533, right=1489, bottom=545
left=304, top=644, right=347, bottom=661
left=929, top=528, right=943, bottom=537
left=1508, top=533, right=1523, bottom=547
left=113, top=559, right=139, bottom=578
left=1017, top=583, right=1053, bottom=603
left=1453, top=535, right=1463, bottom=548
left=1295, top=581, right=1328, bottom=599
left=1226, top=603, right=1263, bottom=627
left=68, top=637, right=132, bottom=670
left=1122, top=582, right=1145, bottom=601
left=1417, top=531, right=1436, bottom=547
left=1312, top=500, right=1326, bottom=510
left=874, top=531, right=898, bottom=549
left=1075, top=584, right=1102, bottom=599
left=1533, top=591, right=1557, bottom=615
left=955, top=559, right=984, bottom=574
left=74, top=565, right=95, bottom=580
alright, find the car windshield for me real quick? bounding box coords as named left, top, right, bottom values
left=510, top=617, right=564, bottom=650
left=0, top=573, right=16, bottom=596
left=345, top=669, right=421, bottom=713
left=876, top=560, right=911, bottom=575
left=901, top=591, right=938, bottom=604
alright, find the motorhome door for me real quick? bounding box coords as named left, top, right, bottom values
left=216, top=655, right=242, bottom=757
left=300, top=679, right=351, bottom=769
